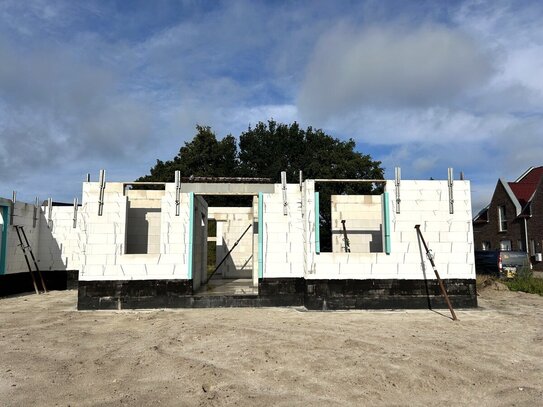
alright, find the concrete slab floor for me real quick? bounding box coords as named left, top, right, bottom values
left=197, top=278, right=258, bottom=296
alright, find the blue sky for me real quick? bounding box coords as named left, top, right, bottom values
left=1, top=0, right=543, bottom=213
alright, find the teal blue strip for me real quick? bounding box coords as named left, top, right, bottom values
left=0, top=206, right=8, bottom=275
left=383, top=192, right=391, bottom=255
left=315, top=192, right=320, bottom=254
left=187, top=193, right=194, bottom=280
left=258, top=192, right=263, bottom=279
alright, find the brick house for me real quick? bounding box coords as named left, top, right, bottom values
left=473, top=166, right=543, bottom=271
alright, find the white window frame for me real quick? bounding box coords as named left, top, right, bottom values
left=498, top=205, right=507, bottom=232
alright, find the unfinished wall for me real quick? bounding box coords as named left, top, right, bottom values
left=261, top=184, right=304, bottom=278
left=305, top=180, right=475, bottom=281
left=4, top=201, right=41, bottom=274
left=38, top=205, right=82, bottom=271
left=79, top=183, right=192, bottom=281
left=208, top=207, right=253, bottom=279
left=331, top=195, right=383, bottom=253
left=191, top=195, right=208, bottom=290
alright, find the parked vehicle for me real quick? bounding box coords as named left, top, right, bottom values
left=474, top=250, right=531, bottom=278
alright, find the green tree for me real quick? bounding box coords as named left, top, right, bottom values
left=139, top=120, right=384, bottom=250
left=137, top=125, right=238, bottom=183
left=238, top=120, right=383, bottom=183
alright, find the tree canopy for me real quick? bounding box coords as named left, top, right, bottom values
left=138, top=120, right=383, bottom=185
left=137, top=120, right=384, bottom=250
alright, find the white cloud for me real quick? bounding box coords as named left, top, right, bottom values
left=298, top=23, right=494, bottom=119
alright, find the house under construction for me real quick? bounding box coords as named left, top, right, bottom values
left=0, top=169, right=477, bottom=310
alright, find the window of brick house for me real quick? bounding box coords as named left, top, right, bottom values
left=529, top=239, right=535, bottom=255
left=500, top=240, right=511, bottom=251
left=498, top=205, right=507, bottom=232
left=481, top=241, right=491, bottom=250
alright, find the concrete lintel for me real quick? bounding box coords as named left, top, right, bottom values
left=180, top=183, right=275, bottom=195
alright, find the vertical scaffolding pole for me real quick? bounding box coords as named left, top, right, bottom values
left=315, top=192, right=320, bottom=254
left=448, top=167, right=454, bottom=214
left=10, top=191, right=15, bottom=225
left=33, top=197, right=39, bottom=228
left=394, top=167, right=401, bottom=214
left=98, top=169, right=106, bottom=216
left=281, top=171, right=287, bottom=216
left=73, top=198, right=78, bottom=228
left=47, top=198, right=53, bottom=228
left=175, top=170, right=181, bottom=216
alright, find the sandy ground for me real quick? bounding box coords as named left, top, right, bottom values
left=1, top=288, right=542, bottom=407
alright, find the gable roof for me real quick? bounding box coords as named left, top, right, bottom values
left=500, top=179, right=522, bottom=216
left=508, top=166, right=543, bottom=207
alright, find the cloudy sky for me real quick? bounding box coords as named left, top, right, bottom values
left=1, top=0, right=542, bottom=213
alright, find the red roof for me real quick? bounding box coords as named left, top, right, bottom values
left=508, top=166, right=543, bottom=207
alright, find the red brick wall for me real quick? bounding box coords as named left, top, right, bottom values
left=474, top=179, right=543, bottom=271
left=473, top=181, right=524, bottom=251
left=527, top=179, right=543, bottom=271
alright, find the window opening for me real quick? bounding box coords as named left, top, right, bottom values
left=498, top=205, right=507, bottom=232
left=125, top=189, right=164, bottom=254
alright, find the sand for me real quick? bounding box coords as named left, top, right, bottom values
left=1, top=287, right=542, bottom=406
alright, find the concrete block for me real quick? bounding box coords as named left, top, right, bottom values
left=439, top=232, right=469, bottom=243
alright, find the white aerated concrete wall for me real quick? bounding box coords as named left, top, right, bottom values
left=79, top=182, right=192, bottom=281
left=331, top=195, right=383, bottom=253
left=38, top=205, right=82, bottom=271
left=0, top=199, right=82, bottom=275
left=305, top=180, right=475, bottom=281
left=261, top=184, right=304, bottom=278
left=5, top=202, right=41, bottom=274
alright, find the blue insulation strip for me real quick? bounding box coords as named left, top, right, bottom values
left=384, top=192, right=391, bottom=255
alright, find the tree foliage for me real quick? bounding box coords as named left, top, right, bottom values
left=137, top=125, right=239, bottom=182
left=139, top=120, right=383, bottom=184
left=138, top=120, right=384, bottom=250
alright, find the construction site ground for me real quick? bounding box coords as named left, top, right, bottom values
left=1, top=286, right=542, bottom=406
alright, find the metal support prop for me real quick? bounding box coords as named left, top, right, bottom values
left=98, top=169, right=106, bottom=216
left=281, top=171, right=287, bottom=216
left=73, top=198, right=78, bottom=229
left=205, top=223, right=253, bottom=285
left=14, top=225, right=47, bottom=294
left=447, top=167, right=454, bottom=214
left=10, top=191, right=15, bottom=225
left=175, top=170, right=181, bottom=216
left=85, top=173, right=91, bottom=182
left=341, top=220, right=351, bottom=253
left=33, top=197, right=38, bottom=228
left=394, top=167, right=401, bottom=214
left=414, top=225, right=457, bottom=321
left=47, top=198, right=52, bottom=228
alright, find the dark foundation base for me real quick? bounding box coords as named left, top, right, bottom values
left=77, top=278, right=477, bottom=310
left=0, top=270, right=78, bottom=297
